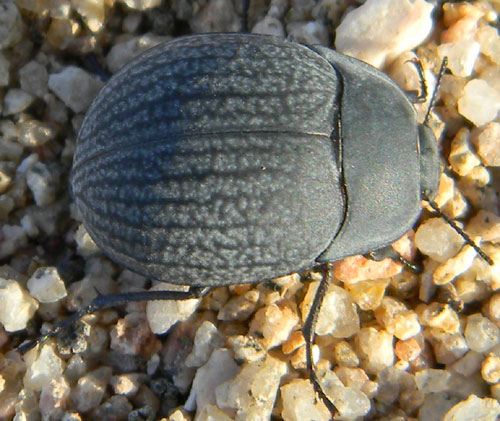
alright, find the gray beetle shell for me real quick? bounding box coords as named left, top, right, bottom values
left=71, top=33, right=437, bottom=287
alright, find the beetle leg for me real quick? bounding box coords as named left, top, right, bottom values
left=18, top=286, right=210, bottom=354
left=303, top=263, right=339, bottom=417
left=365, top=246, right=422, bottom=274
left=405, top=58, right=428, bottom=104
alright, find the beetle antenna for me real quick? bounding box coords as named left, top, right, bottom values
left=422, top=192, right=494, bottom=266
left=424, top=57, right=448, bottom=126
left=303, top=263, right=339, bottom=416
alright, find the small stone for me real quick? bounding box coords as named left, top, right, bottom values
left=110, top=373, right=146, bottom=397
left=415, top=218, right=464, bottom=263
left=448, top=128, right=481, bottom=176
left=0, top=224, right=29, bottom=260
left=287, top=21, right=329, bottom=46
left=334, top=340, right=360, bottom=368
left=3, top=89, right=34, bottom=115
left=118, top=0, right=162, bottom=11
left=280, top=379, right=331, bottom=421
left=417, top=303, right=460, bottom=333
left=395, top=337, right=423, bottom=362
left=281, top=330, right=305, bottom=355
left=458, top=79, right=500, bottom=127
left=468, top=244, right=500, bottom=291
left=185, top=321, right=224, bottom=368
left=486, top=293, right=500, bottom=324
left=46, top=18, right=80, bottom=50
left=335, top=366, right=369, bottom=390
left=27, top=267, right=67, bottom=303
left=189, top=0, right=241, bottom=33
left=146, top=282, right=201, bottom=334
left=458, top=166, right=498, bottom=212
left=468, top=210, right=500, bottom=243
left=39, top=376, right=71, bottom=420
left=419, top=392, right=460, bottom=421
left=218, top=289, right=259, bottom=321
left=433, top=239, right=481, bottom=285
left=19, top=61, right=49, bottom=97
left=190, top=349, right=239, bottom=411
left=464, top=313, right=500, bottom=353
left=26, top=162, right=59, bottom=206
left=374, top=297, right=421, bottom=340
left=424, top=328, right=469, bottom=364
left=0, top=1, right=23, bottom=48
left=471, top=122, right=500, bottom=167
left=249, top=301, right=299, bottom=349
left=0, top=277, right=38, bottom=332
left=229, top=334, right=266, bottom=363
left=476, top=24, right=500, bottom=65
left=415, top=369, right=451, bottom=393
left=289, top=342, right=320, bottom=370
left=335, top=0, right=434, bottom=68
left=48, top=66, right=104, bottom=113
left=19, top=120, right=55, bottom=147
left=23, top=343, right=65, bottom=392
left=301, top=281, right=359, bottom=337
left=251, top=16, right=285, bottom=37
left=111, top=312, right=160, bottom=357
left=216, top=355, right=287, bottom=420
left=0, top=52, right=9, bottom=86
left=450, top=350, right=483, bottom=377
left=72, top=0, right=105, bottom=32
left=346, top=278, right=389, bottom=311
left=74, top=224, right=100, bottom=257
left=443, top=395, right=500, bottom=421
left=437, top=39, right=480, bottom=77
left=71, top=367, right=112, bottom=413
left=94, top=395, right=132, bottom=420
left=106, top=33, right=170, bottom=74
left=355, top=327, right=394, bottom=375
left=481, top=353, right=500, bottom=384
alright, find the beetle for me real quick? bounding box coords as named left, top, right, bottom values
left=21, top=32, right=491, bottom=416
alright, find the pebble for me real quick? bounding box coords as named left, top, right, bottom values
left=217, top=289, right=259, bottom=321
left=185, top=321, right=224, bottom=368
left=481, top=353, right=500, bottom=384
left=432, top=239, right=481, bottom=285
left=71, top=367, right=112, bottom=413
left=0, top=224, right=29, bottom=260
left=110, top=312, right=160, bottom=357
left=280, top=379, right=331, bottom=421
left=119, top=0, right=162, bottom=11
left=448, top=128, right=481, bottom=176
left=216, top=355, right=287, bottom=420
left=464, top=313, right=500, bottom=353
left=355, top=327, right=394, bottom=375
left=444, top=394, right=500, bottom=420
left=346, top=278, right=389, bottom=311
left=468, top=210, right=500, bottom=242
left=417, top=303, right=460, bottom=333
left=458, top=79, right=500, bottom=127
left=39, top=376, right=71, bottom=419
left=471, top=122, right=500, bottom=167
left=229, top=334, right=266, bottom=363
left=415, top=368, right=451, bottom=393
left=437, top=39, right=480, bottom=77
left=424, top=329, right=469, bottom=365
left=19, top=61, right=49, bottom=98
left=249, top=301, right=298, bottom=349
left=190, top=349, right=239, bottom=412
left=287, top=21, right=329, bottom=46
left=110, top=373, right=145, bottom=397
left=189, top=0, right=241, bottom=33
left=26, top=162, right=59, bottom=206
left=146, top=282, right=202, bottom=334
left=450, top=350, right=483, bottom=377
left=48, top=66, right=104, bottom=113
left=419, top=392, right=460, bottom=421
left=19, top=120, right=56, bottom=147
left=106, top=33, right=170, bottom=74
left=23, top=343, right=65, bottom=392
left=251, top=15, right=285, bottom=37
left=301, top=281, right=359, bottom=337
left=72, top=0, right=105, bottom=33
left=334, top=340, right=360, bottom=368
left=415, top=218, right=464, bottom=263
left=0, top=276, right=38, bottom=332
left=74, top=224, right=100, bottom=257
left=335, top=0, right=434, bottom=68
left=3, top=89, right=34, bottom=115
left=395, top=337, right=423, bottom=362
left=374, top=297, right=421, bottom=340
left=0, top=52, right=9, bottom=86
left=27, top=266, right=67, bottom=303
left=0, top=1, right=23, bottom=49
left=94, top=395, right=132, bottom=420
left=477, top=25, right=500, bottom=64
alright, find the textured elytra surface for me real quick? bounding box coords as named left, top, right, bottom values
left=72, top=34, right=344, bottom=286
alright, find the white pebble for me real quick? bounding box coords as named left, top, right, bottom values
left=335, top=0, right=434, bottom=68
left=3, top=89, right=34, bottom=115
left=415, top=218, right=464, bottom=263
left=280, top=379, right=331, bottom=421
left=0, top=277, right=38, bottom=332
left=444, top=395, right=500, bottom=421
left=458, top=79, right=500, bottom=127
left=48, top=66, right=104, bottom=113
left=464, top=313, right=500, bottom=353
left=26, top=162, right=58, bottom=207
left=433, top=239, right=481, bottom=285
left=19, top=61, right=48, bottom=97
left=437, top=39, right=480, bottom=77
left=0, top=52, right=9, bottom=86
left=301, top=281, right=359, bottom=337
left=118, top=0, right=162, bottom=11
left=472, top=122, right=500, bottom=167
left=185, top=321, right=224, bottom=368
left=415, top=369, right=451, bottom=393
left=23, top=343, right=64, bottom=392
left=355, top=327, right=394, bottom=375
left=216, top=355, right=287, bottom=420
left=27, top=267, right=67, bottom=303
left=146, top=283, right=201, bottom=334
left=71, top=367, right=112, bottom=413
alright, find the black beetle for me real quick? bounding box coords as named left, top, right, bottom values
left=71, top=33, right=440, bottom=285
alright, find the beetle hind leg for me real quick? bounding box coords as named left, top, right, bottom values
left=365, top=245, right=423, bottom=274
left=302, top=263, right=339, bottom=417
